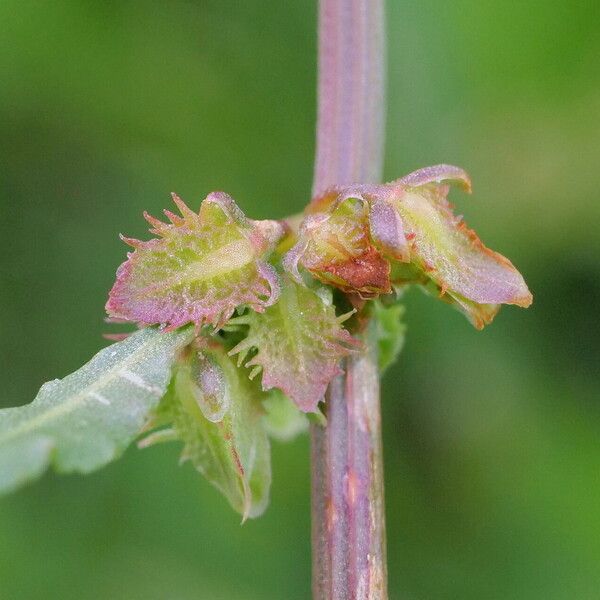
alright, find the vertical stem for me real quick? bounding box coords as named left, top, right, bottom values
left=313, top=0, right=385, bottom=195
left=311, top=330, right=387, bottom=600
left=311, top=1, right=387, bottom=599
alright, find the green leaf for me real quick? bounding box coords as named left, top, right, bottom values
left=262, top=389, right=308, bottom=442
left=371, top=300, right=406, bottom=373
left=228, top=278, right=361, bottom=413
left=141, top=344, right=271, bottom=520
left=0, top=327, right=193, bottom=496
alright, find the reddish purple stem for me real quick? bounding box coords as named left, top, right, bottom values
left=313, top=0, right=385, bottom=196
left=311, top=1, right=388, bottom=598
left=312, top=340, right=387, bottom=599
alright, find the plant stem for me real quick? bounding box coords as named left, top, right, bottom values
left=312, top=0, right=385, bottom=195
left=311, top=327, right=387, bottom=599
left=311, top=1, right=387, bottom=599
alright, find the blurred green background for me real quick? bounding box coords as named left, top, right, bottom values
left=1, top=1, right=599, bottom=598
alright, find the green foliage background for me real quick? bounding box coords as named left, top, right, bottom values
left=1, top=1, right=598, bottom=598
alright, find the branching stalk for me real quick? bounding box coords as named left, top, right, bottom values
left=311, top=1, right=388, bottom=598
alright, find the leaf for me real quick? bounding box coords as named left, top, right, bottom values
left=228, top=278, right=361, bottom=413
left=0, top=327, right=193, bottom=495
left=371, top=300, right=406, bottom=373
left=106, top=192, right=284, bottom=330
left=262, top=389, right=308, bottom=442
left=141, top=344, right=271, bottom=520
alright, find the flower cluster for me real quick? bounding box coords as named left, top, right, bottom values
left=284, top=164, right=532, bottom=328
left=105, top=165, right=531, bottom=516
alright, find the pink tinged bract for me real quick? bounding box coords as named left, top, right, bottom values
left=106, top=192, right=284, bottom=331
left=389, top=175, right=532, bottom=325
left=285, top=165, right=532, bottom=328
left=228, top=278, right=361, bottom=413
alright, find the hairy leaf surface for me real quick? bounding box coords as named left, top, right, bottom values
left=0, top=327, right=193, bottom=495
